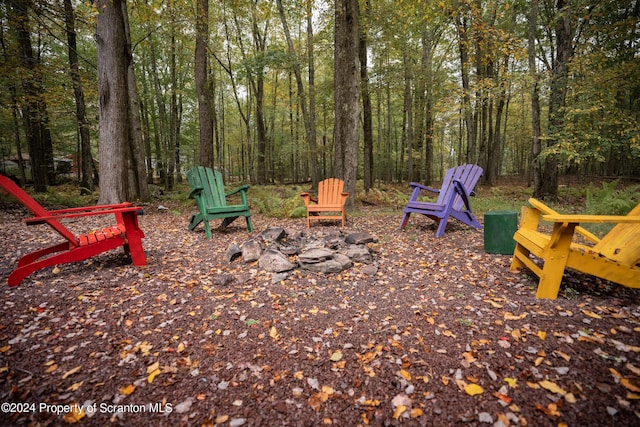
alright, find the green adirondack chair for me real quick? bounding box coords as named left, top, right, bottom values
left=187, top=167, right=253, bottom=239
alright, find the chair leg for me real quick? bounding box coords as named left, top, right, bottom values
left=246, top=215, right=254, bottom=232
left=434, top=217, right=449, bottom=238
left=188, top=214, right=203, bottom=231
left=9, top=239, right=124, bottom=287
left=399, top=212, right=411, bottom=230
left=510, top=243, right=529, bottom=270
left=204, top=220, right=212, bottom=240
left=536, top=223, right=575, bottom=299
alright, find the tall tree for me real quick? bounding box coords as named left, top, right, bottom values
left=535, top=0, right=573, bottom=200
left=63, top=0, right=94, bottom=194
left=276, top=0, right=319, bottom=187
left=528, top=0, right=541, bottom=187
left=7, top=0, right=54, bottom=191
left=334, top=0, right=360, bottom=207
left=95, top=0, right=130, bottom=204
left=122, top=0, right=150, bottom=200
left=195, top=0, right=213, bottom=168
left=359, top=0, right=373, bottom=191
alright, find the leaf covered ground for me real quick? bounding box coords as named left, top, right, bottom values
left=0, top=199, right=639, bottom=427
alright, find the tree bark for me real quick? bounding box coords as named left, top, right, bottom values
left=334, top=0, right=360, bottom=207
left=359, top=0, right=373, bottom=191
left=121, top=0, right=150, bottom=201
left=276, top=0, right=319, bottom=187
left=9, top=0, right=53, bottom=191
left=196, top=0, right=213, bottom=168
left=529, top=0, right=541, bottom=189
left=535, top=0, right=572, bottom=200
left=63, top=0, right=94, bottom=194
left=95, top=0, right=130, bottom=204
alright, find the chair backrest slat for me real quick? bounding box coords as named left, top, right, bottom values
left=318, top=178, right=344, bottom=205
left=188, top=166, right=227, bottom=208
left=438, top=164, right=483, bottom=209
left=593, top=203, right=640, bottom=265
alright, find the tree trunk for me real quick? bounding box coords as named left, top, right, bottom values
left=63, top=0, right=94, bottom=194
left=95, top=0, right=130, bottom=204
left=121, top=0, right=150, bottom=201
left=276, top=0, right=319, bottom=187
left=195, top=0, right=213, bottom=168
left=535, top=0, right=572, bottom=201
left=359, top=0, right=373, bottom=192
left=455, top=5, right=476, bottom=164
left=334, top=0, right=360, bottom=206
left=529, top=0, right=541, bottom=189
left=9, top=0, right=52, bottom=192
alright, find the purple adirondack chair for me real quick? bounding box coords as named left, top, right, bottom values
left=399, top=164, right=483, bottom=237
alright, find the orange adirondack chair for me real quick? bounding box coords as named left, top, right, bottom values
left=510, top=198, right=640, bottom=299
left=0, top=174, right=146, bottom=287
left=301, top=178, right=349, bottom=228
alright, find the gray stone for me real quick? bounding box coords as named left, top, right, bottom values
left=333, top=253, right=353, bottom=269
left=345, top=232, right=376, bottom=245
left=300, top=259, right=344, bottom=274
left=242, top=238, right=264, bottom=263
left=271, top=272, right=289, bottom=283
left=262, top=227, right=286, bottom=242
left=345, top=245, right=372, bottom=263
left=298, top=248, right=334, bottom=264
left=258, top=248, right=295, bottom=272
left=213, top=274, right=236, bottom=286
left=360, top=264, right=378, bottom=276
left=225, top=243, right=242, bottom=263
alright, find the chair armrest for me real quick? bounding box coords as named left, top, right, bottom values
left=24, top=206, right=141, bottom=225
left=188, top=186, right=204, bottom=199
left=542, top=214, right=640, bottom=224
left=300, top=193, right=317, bottom=205
left=46, top=203, right=133, bottom=215
left=408, top=182, right=439, bottom=194
left=226, top=184, right=250, bottom=197
left=528, top=198, right=600, bottom=243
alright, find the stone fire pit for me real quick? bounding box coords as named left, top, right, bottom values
left=224, top=226, right=378, bottom=280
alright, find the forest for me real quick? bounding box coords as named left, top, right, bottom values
left=0, top=0, right=639, bottom=203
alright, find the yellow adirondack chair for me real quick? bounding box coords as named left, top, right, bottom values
left=301, top=178, right=350, bottom=228
left=510, top=198, right=640, bottom=299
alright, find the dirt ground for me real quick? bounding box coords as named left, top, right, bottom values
left=0, top=200, right=639, bottom=427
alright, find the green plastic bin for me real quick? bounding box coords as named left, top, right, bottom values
left=484, top=211, right=518, bottom=254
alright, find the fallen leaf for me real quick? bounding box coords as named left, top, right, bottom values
left=582, top=310, right=602, bottom=319
left=627, top=363, right=640, bottom=376
left=504, top=378, right=517, bottom=388
left=330, top=350, right=343, bottom=362
left=392, top=405, right=407, bottom=419
left=270, top=326, right=280, bottom=340
left=465, top=383, right=483, bottom=396
left=539, top=380, right=566, bottom=396
left=62, top=366, right=81, bottom=379
left=146, top=361, right=160, bottom=374
left=621, top=378, right=640, bottom=393
left=148, top=368, right=161, bottom=383
left=62, top=405, right=84, bottom=423
left=119, top=384, right=136, bottom=395
left=398, top=369, right=412, bottom=381
left=66, top=381, right=83, bottom=391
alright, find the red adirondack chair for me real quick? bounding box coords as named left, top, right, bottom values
left=399, top=164, right=483, bottom=237
left=0, top=174, right=146, bottom=287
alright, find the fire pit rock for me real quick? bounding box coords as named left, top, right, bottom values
left=226, top=227, right=377, bottom=275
